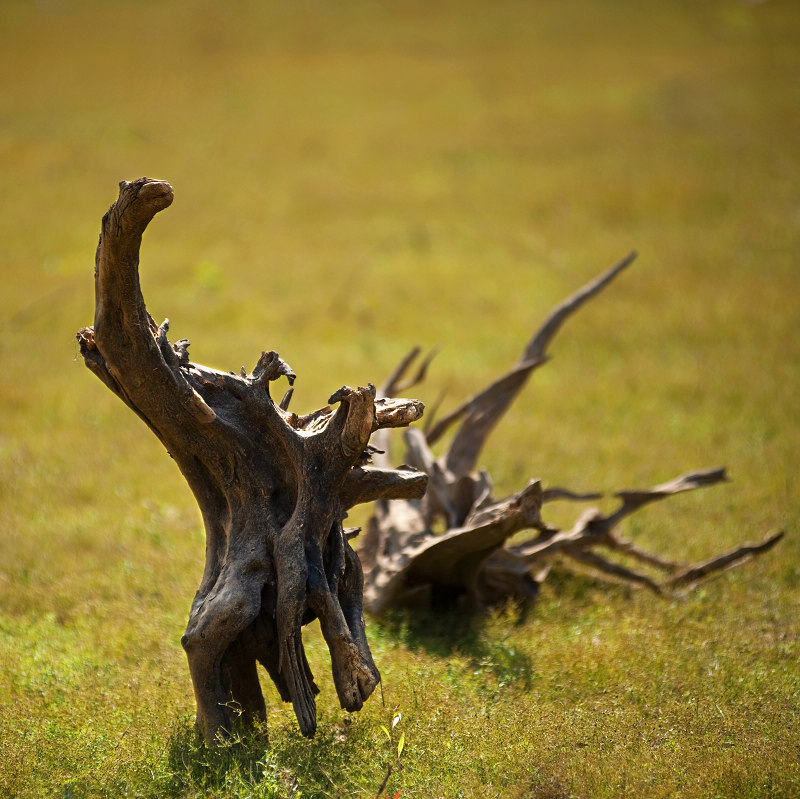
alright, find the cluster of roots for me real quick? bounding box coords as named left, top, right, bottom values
left=360, top=255, right=782, bottom=614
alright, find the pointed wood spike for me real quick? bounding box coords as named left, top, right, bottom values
left=436, top=252, right=637, bottom=478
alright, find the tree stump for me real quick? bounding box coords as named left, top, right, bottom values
left=77, top=178, right=428, bottom=743
left=360, top=255, right=783, bottom=613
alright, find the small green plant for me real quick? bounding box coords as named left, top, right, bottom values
left=375, top=707, right=405, bottom=799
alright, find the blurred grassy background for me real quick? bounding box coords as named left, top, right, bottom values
left=1, top=0, right=798, bottom=797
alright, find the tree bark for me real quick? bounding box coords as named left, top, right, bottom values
left=361, top=256, right=783, bottom=613
left=77, top=178, right=428, bottom=743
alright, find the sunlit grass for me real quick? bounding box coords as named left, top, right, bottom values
left=1, top=0, right=799, bottom=796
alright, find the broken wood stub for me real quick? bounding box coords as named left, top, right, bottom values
left=77, top=178, right=428, bottom=743
left=360, top=256, right=783, bottom=614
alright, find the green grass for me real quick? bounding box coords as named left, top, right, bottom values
left=1, top=0, right=799, bottom=796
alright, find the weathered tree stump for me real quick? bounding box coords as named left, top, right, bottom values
left=360, top=254, right=783, bottom=613
left=77, top=178, right=428, bottom=743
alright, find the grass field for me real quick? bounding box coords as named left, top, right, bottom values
left=1, top=0, right=799, bottom=796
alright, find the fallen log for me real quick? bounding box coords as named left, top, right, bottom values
left=360, top=254, right=783, bottom=613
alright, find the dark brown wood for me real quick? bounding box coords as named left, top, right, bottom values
left=361, top=258, right=783, bottom=613
left=77, top=178, right=428, bottom=744
left=78, top=181, right=782, bottom=741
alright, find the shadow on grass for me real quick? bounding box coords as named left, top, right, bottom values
left=374, top=605, right=487, bottom=657
left=373, top=605, right=536, bottom=691
left=163, top=713, right=389, bottom=799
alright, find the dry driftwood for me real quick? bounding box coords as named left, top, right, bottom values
left=360, top=253, right=783, bottom=613
left=77, top=178, right=428, bottom=743
left=77, top=179, right=781, bottom=743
